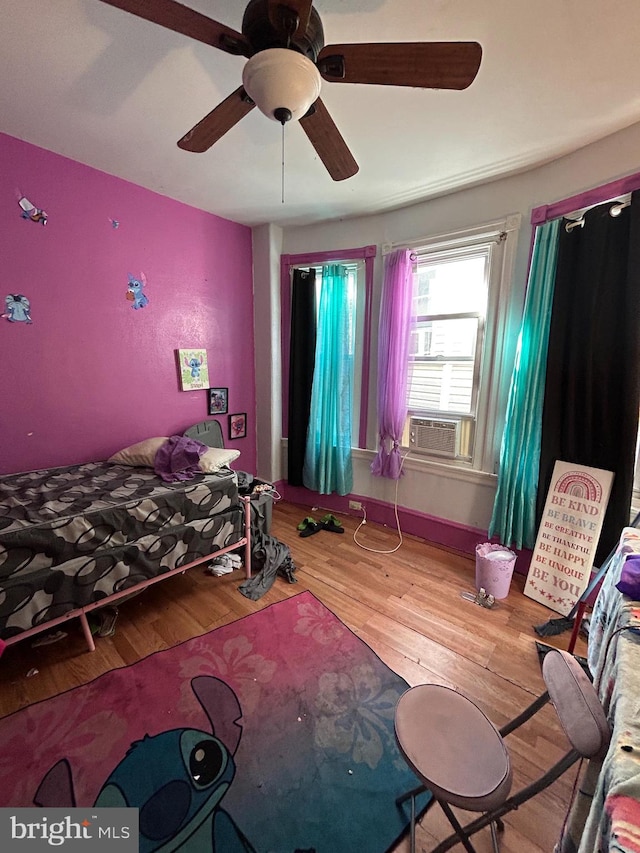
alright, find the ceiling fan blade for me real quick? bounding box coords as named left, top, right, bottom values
left=318, top=42, right=482, bottom=90
left=299, top=98, right=359, bottom=182
left=98, top=0, right=252, bottom=57
left=177, top=88, right=255, bottom=153
left=268, top=1, right=313, bottom=39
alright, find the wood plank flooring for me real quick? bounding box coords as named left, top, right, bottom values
left=0, top=500, right=588, bottom=852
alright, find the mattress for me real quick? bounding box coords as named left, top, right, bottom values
left=0, top=462, right=243, bottom=638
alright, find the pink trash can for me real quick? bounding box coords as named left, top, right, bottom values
left=475, top=543, right=517, bottom=599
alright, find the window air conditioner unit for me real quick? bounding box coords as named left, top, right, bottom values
left=409, top=417, right=460, bottom=458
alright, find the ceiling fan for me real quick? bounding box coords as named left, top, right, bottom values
left=98, top=0, right=482, bottom=181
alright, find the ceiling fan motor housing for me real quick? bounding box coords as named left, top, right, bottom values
left=242, top=0, right=325, bottom=60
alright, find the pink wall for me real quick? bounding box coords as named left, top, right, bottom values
left=0, top=133, right=256, bottom=475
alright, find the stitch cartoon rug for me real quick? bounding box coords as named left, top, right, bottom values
left=0, top=591, right=430, bottom=852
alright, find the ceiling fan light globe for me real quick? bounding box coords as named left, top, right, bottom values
left=242, top=48, right=321, bottom=122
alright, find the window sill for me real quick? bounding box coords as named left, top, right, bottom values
left=280, top=439, right=497, bottom=489
left=351, top=446, right=497, bottom=488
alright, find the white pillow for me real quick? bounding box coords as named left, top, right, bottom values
left=199, top=447, right=240, bottom=473
left=108, top=437, right=169, bottom=467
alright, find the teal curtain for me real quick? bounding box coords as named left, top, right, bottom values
left=489, top=219, right=560, bottom=549
left=303, top=264, right=354, bottom=495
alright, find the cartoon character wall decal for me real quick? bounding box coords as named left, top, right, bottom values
left=33, top=676, right=256, bottom=853
left=2, top=294, right=32, bottom=323
left=126, top=273, right=149, bottom=309
left=18, top=196, right=48, bottom=225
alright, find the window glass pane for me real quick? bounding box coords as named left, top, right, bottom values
left=414, top=254, right=488, bottom=316
left=411, top=317, right=478, bottom=359
left=408, top=317, right=479, bottom=415
left=313, top=266, right=358, bottom=356
left=408, top=361, right=475, bottom=414
left=308, top=263, right=362, bottom=439
left=407, top=248, right=489, bottom=435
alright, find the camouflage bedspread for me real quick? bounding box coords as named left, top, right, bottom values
left=0, top=462, right=243, bottom=639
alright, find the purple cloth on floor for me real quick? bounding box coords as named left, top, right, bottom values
left=153, top=435, right=209, bottom=483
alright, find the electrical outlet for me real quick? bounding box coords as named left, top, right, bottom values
left=349, top=500, right=363, bottom=510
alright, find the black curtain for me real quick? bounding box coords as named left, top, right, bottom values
left=537, top=193, right=640, bottom=564
left=287, top=268, right=317, bottom=485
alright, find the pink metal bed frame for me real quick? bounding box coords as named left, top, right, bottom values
left=3, top=496, right=252, bottom=653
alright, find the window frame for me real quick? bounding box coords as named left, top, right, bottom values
left=280, top=246, right=376, bottom=450
left=389, top=214, right=521, bottom=472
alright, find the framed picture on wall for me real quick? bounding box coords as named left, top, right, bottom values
left=208, top=387, right=228, bottom=415
left=177, top=348, right=209, bottom=391
left=228, top=413, right=247, bottom=440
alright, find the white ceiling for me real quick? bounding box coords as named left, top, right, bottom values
left=3, top=0, right=640, bottom=228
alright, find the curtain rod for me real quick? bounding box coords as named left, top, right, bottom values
left=290, top=260, right=363, bottom=271
left=383, top=214, right=522, bottom=255
left=564, top=194, right=631, bottom=232
left=531, top=172, right=640, bottom=225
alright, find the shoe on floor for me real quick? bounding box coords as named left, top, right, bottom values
left=320, top=513, right=344, bottom=534
left=298, top=517, right=322, bottom=538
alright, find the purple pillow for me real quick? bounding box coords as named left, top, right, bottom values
left=616, top=554, right=640, bottom=599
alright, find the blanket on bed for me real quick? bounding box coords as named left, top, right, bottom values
left=154, top=435, right=208, bottom=482
left=0, top=462, right=241, bottom=639
left=561, top=527, right=640, bottom=853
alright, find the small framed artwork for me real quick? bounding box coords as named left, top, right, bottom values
left=208, top=387, right=228, bottom=415
left=228, top=412, right=247, bottom=440
left=177, top=348, right=210, bottom=391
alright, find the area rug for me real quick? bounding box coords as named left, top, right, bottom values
left=0, top=591, right=430, bottom=852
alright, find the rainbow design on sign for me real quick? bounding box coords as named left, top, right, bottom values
left=554, top=470, right=603, bottom=502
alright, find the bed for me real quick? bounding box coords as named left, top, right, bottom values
left=0, top=424, right=251, bottom=653
left=560, top=526, right=640, bottom=853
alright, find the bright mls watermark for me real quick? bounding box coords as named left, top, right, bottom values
left=0, top=809, right=138, bottom=850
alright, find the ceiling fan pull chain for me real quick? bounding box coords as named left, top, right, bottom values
left=281, top=123, right=286, bottom=205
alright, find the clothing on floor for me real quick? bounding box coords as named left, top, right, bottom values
left=238, top=530, right=297, bottom=601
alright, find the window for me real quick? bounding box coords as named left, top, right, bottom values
left=400, top=216, right=521, bottom=470
left=280, top=245, right=376, bottom=452
left=300, top=261, right=365, bottom=443
left=408, top=251, right=488, bottom=422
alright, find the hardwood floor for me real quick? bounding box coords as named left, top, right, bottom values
left=0, top=500, right=587, bottom=852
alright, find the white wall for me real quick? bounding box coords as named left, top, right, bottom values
left=252, top=223, right=283, bottom=485
left=254, top=120, right=640, bottom=532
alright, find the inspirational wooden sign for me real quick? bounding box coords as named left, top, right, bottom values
left=524, top=461, right=613, bottom=615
